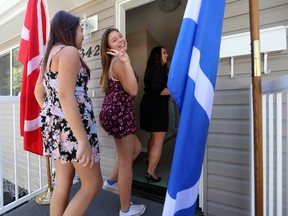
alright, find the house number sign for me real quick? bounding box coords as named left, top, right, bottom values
left=80, top=44, right=100, bottom=59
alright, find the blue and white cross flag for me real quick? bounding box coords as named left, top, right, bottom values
left=163, top=0, right=226, bottom=215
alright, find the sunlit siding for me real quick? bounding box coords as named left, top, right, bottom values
left=205, top=0, right=288, bottom=215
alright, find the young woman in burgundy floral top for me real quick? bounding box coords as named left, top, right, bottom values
left=99, top=28, right=146, bottom=216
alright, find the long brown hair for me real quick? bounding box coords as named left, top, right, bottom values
left=41, top=10, right=90, bottom=77
left=100, top=28, right=120, bottom=93
left=144, top=46, right=164, bottom=83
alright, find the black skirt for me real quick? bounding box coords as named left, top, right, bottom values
left=140, top=93, right=169, bottom=132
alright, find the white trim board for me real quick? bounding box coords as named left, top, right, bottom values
left=220, top=26, right=287, bottom=58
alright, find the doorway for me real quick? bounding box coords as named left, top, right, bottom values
left=115, top=0, right=185, bottom=202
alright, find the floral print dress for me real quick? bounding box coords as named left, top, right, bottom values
left=40, top=67, right=100, bottom=163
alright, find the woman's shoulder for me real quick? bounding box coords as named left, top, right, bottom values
left=61, top=46, right=79, bottom=54
left=50, top=45, right=78, bottom=57
left=58, top=46, right=80, bottom=60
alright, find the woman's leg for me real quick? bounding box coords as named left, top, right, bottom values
left=63, top=162, right=103, bottom=216
left=133, top=135, right=142, bottom=160
left=147, top=131, right=166, bottom=177
left=106, top=163, right=119, bottom=181
left=107, top=135, right=142, bottom=181
left=50, top=160, right=75, bottom=216
left=115, top=134, right=137, bottom=211
left=147, top=135, right=152, bottom=161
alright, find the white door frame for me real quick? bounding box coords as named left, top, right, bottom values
left=115, top=0, right=154, bottom=35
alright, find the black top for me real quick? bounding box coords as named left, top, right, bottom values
left=140, top=63, right=170, bottom=132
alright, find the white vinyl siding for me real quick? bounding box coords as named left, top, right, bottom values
left=205, top=0, right=288, bottom=215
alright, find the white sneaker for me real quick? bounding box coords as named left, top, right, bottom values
left=102, top=180, right=119, bottom=194
left=119, top=203, right=146, bottom=216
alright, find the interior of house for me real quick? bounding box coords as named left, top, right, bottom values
left=125, top=0, right=186, bottom=202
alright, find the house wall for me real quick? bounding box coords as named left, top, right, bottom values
left=205, top=0, right=288, bottom=215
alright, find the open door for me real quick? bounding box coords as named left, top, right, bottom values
left=115, top=0, right=183, bottom=202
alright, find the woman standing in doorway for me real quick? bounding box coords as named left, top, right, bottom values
left=99, top=28, right=146, bottom=216
left=140, top=46, right=170, bottom=183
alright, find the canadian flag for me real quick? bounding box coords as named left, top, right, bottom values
left=18, top=0, right=49, bottom=155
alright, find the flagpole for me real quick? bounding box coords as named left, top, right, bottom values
left=248, top=0, right=263, bottom=215
left=35, top=157, right=53, bottom=205
left=46, top=157, right=52, bottom=190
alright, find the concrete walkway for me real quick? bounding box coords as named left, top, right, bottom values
left=3, top=182, right=164, bottom=216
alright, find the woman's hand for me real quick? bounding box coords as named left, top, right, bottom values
left=108, top=48, right=138, bottom=96
left=76, top=141, right=94, bottom=168
left=107, top=48, right=130, bottom=63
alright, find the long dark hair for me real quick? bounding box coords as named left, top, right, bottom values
left=144, top=46, right=165, bottom=83
left=100, top=28, right=120, bottom=93
left=41, top=10, right=90, bottom=77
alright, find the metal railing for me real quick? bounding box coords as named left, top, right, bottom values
left=0, top=96, right=49, bottom=215
left=250, top=75, right=288, bottom=216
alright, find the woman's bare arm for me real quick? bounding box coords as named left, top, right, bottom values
left=34, top=73, right=46, bottom=108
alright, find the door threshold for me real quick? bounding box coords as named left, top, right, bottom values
left=132, top=180, right=166, bottom=203
left=132, top=180, right=204, bottom=215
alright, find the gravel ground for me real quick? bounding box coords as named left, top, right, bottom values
left=3, top=179, right=28, bottom=205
